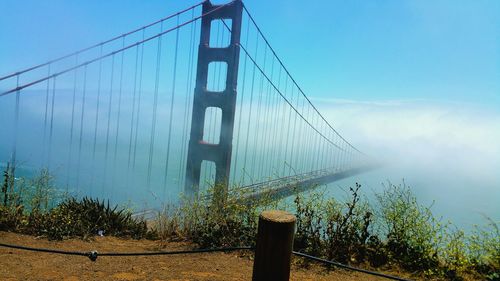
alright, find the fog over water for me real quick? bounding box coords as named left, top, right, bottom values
left=1, top=87, right=498, bottom=230
left=316, top=98, right=500, bottom=229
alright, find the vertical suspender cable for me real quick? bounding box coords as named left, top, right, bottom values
left=42, top=65, right=51, bottom=166
left=91, top=45, right=104, bottom=188
left=270, top=60, right=280, bottom=178
left=132, top=30, right=146, bottom=170
left=271, top=67, right=282, bottom=176
left=314, top=115, right=322, bottom=170
left=283, top=76, right=293, bottom=176
left=103, top=54, right=116, bottom=193
left=67, top=55, right=79, bottom=188
left=163, top=15, right=181, bottom=197
left=320, top=120, right=327, bottom=170
left=76, top=65, right=87, bottom=192
left=321, top=124, right=328, bottom=170
left=242, top=29, right=259, bottom=185
left=251, top=45, right=267, bottom=179
left=289, top=85, right=298, bottom=174
left=126, top=45, right=140, bottom=187
left=179, top=9, right=197, bottom=189
left=11, top=75, right=20, bottom=172
left=231, top=15, right=250, bottom=186
left=310, top=114, right=317, bottom=171
left=281, top=76, right=292, bottom=176
left=47, top=77, right=57, bottom=170
left=259, top=55, right=273, bottom=179
left=303, top=105, right=312, bottom=172
left=112, top=37, right=126, bottom=191
left=298, top=97, right=306, bottom=172
left=147, top=23, right=164, bottom=189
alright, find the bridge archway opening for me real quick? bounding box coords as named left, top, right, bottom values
left=207, top=61, right=228, bottom=92
left=203, top=107, right=222, bottom=144
left=209, top=19, right=232, bottom=48
left=199, top=160, right=216, bottom=192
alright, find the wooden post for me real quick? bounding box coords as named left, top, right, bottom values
left=252, top=210, right=296, bottom=281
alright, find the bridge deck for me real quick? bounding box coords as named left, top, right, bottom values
left=236, top=165, right=379, bottom=203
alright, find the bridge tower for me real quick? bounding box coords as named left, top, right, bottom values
left=185, top=0, right=243, bottom=196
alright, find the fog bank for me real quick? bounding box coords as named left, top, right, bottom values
left=318, top=98, right=500, bottom=227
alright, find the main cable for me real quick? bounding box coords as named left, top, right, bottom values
left=241, top=4, right=363, bottom=155
left=0, top=2, right=233, bottom=98
left=0, top=1, right=205, bottom=82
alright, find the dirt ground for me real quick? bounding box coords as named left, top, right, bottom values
left=0, top=231, right=410, bottom=281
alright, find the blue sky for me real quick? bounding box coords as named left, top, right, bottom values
left=0, top=0, right=498, bottom=107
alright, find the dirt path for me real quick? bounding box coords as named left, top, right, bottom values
left=0, top=231, right=409, bottom=281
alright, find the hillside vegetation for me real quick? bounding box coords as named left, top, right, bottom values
left=1, top=166, right=498, bottom=280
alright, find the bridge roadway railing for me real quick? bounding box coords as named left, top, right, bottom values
left=234, top=164, right=379, bottom=202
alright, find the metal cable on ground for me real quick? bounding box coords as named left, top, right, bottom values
left=293, top=251, right=413, bottom=281
left=0, top=242, right=252, bottom=262
left=0, top=241, right=413, bottom=280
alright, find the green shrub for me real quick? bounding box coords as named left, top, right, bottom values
left=1, top=163, right=15, bottom=207
left=375, top=181, right=442, bottom=272
left=324, top=183, right=373, bottom=264
left=27, top=197, right=148, bottom=240
left=139, top=181, right=500, bottom=280
left=293, top=184, right=375, bottom=265
left=183, top=184, right=262, bottom=248
left=0, top=205, right=24, bottom=231
left=153, top=205, right=182, bottom=243
left=293, top=190, right=324, bottom=258
left=468, top=218, right=500, bottom=280
left=1, top=165, right=149, bottom=240
left=152, top=184, right=270, bottom=248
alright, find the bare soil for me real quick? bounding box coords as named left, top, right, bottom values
left=0, top=231, right=410, bottom=281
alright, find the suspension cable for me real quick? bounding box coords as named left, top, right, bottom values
left=241, top=5, right=364, bottom=155
left=0, top=1, right=205, bottom=82
left=0, top=2, right=233, bottom=98
left=238, top=44, right=344, bottom=152
left=218, top=19, right=345, bottom=154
